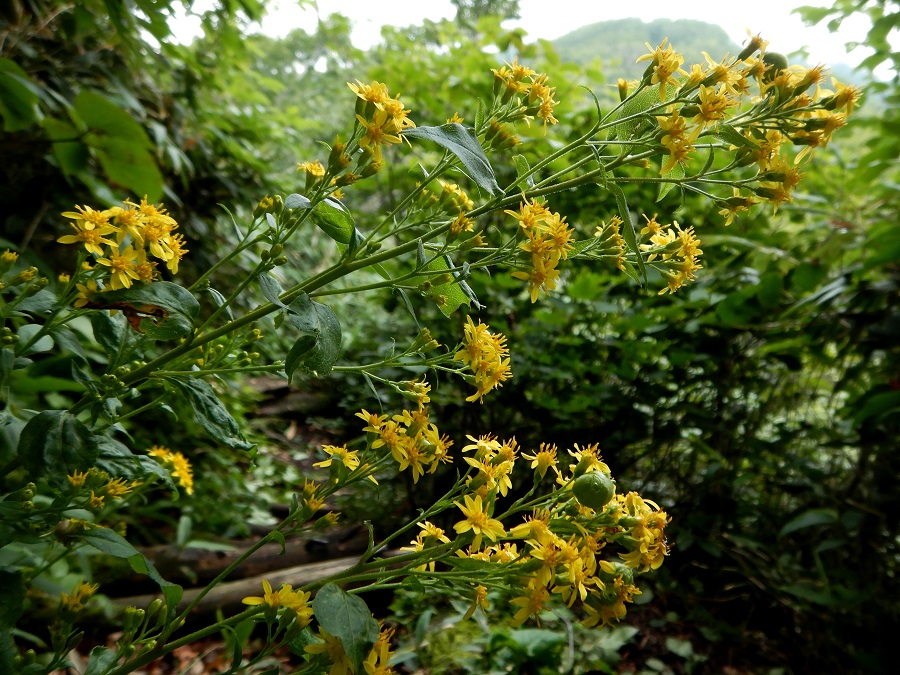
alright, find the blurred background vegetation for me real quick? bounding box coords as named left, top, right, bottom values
left=1, top=0, right=898, bottom=672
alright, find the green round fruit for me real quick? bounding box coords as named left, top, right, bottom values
left=572, top=471, right=616, bottom=510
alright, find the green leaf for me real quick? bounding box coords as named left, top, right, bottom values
left=512, top=154, right=535, bottom=189
left=168, top=378, right=254, bottom=450
left=95, top=436, right=176, bottom=490
left=715, top=124, right=758, bottom=149
left=284, top=295, right=342, bottom=377
left=77, top=526, right=142, bottom=559
left=608, top=183, right=646, bottom=283
left=17, top=411, right=97, bottom=484
left=312, top=583, right=380, bottom=670
left=74, top=90, right=163, bottom=199
left=311, top=197, right=355, bottom=244
left=779, top=508, right=838, bottom=537
left=90, top=311, right=139, bottom=362
left=84, top=647, right=119, bottom=675
left=258, top=272, right=289, bottom=308
left=0, top=58, right=39, bottom=131
left=97, top=281, right=199, bottom=340
left=415, top=254, right=471, bottom=317
left=16, top=324, right=54, bottom=354
left=853, top=391, right=900, bottom=426
left=44, top=118, right=90, bottom=176
left=657, top=161, right=683, bottom=202
left=403, top=123, right=500, bottom=196
left=284, top=193, right=311, bottom=210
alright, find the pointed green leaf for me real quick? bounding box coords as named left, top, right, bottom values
left=168, top=378, right=254, bottom=450
left=403, top=123, right=500, bottom=195
left=96, top=281, right=199, bottom=341
left=312, top=197, right=355, bottom=244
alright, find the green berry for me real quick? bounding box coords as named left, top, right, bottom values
left=572, top=471, right=616, bottom=510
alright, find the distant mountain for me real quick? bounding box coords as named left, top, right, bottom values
left=552, top=18, right=740, bottom=81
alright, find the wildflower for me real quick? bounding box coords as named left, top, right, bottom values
left=297, top=160, right=326, bottom=177
left=96, top=245, right=141, bottom=290
left=636, top=39, right=687, bottom=101
left=60, top=580, right=99, bottom=613
left=454, top=316, right=512, bottom=402
left=348, top=80, right=391, bottom=110
left=67, top=470, right=89, bottom=488
left=314, top=444, right=361, bottom=471
left=717, top=189, right=756, bottom=226
left=57, top=217, right=118, bottom=257
left=242, top=580, right=313, bottom=625
left=73, top=280, right=100, bottom=308
left=453, top=493, right=505, bottom=550
left=656, top=106, right=701, bottom=174
left=89, top=491, right=105, bottom=509
left=305, top=627, right=355, bottom=675
left=148, top=446, right=194, bottom=494
left=522, top=443, right=559, bottom=479
left=510, top=582, right=550, bottom=626
left=103, top=477, right=135, bottom=499
left=692, top=84, right=734, bottom=127
left=463, top=585, right=491, bottom=620
left=357, top=110, right=402, bottom=163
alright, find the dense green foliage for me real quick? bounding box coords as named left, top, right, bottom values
left=1, top=1, right=897, bottom=673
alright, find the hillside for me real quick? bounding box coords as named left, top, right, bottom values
left=552, top=18, right=743, bottom=80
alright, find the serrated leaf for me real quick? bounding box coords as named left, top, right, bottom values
left=312, top=583, right=380, bottom=670
left=168, top=378, right=254, bottom=450
left=403, top=123, right=500, bottom=196
left=17, top=411, right=97, bottom=484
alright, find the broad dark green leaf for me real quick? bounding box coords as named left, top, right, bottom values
left=312, top=583, right=380, bottom=670
left=98, top=281, right=199, bottom=340
left=284, top=296, right=342, bottom=377
left=17, top=411, right=97, bottom=484
left=95, top=436, right=176, bottom=490
left=44, top=118, right=90, bottom=176
left=403, top=123, right=500, bottom=195
left=74, top=90, right=163, bottom=200
left=168, top=377, right=254, bottom=450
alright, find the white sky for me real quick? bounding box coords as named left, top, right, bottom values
left=174, top=0, right=894, bottom=73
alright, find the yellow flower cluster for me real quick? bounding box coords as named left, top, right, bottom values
left=358, top=407, right=454, bottom=483
left=147, top=445, right=194, bottom=494
left=349, top=80, right=415, bottom=163
left=242, top=579, right=314, bottom=626
left=451, top=437, right=667, bottom=628
left=491, top=58, right=560, bottom=128
left=637, top=214, right=704, bottom=295
left=507, top=198, right=574, bottom=303
left=453, top=315, right=512, bottom=402
left=58, top=199, right=188, bottom=292
left=65, top=469, right=139, bottom=511
left=592, top=216, right=627, bottom=273
left=633, top=37, right=859, bottom=221
left=60, top=580, right=99, bottom=613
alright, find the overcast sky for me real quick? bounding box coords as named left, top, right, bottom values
left=173, top=0, right=893, bottom=72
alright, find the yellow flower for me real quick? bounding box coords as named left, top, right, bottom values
left=73, top=280, right=100, bottom=308
left=463, top=584, right=490, bottom=620
left=356, top=110, right=402, bottom=163
left=522, top=443, right=558, bottom=479
left=313, top=444, right=361, bottom=471
left=348, top=80, right=391, bottom=109
left=453, top=317, right=512, bottom=402
left=305, top=627, right=355, bottom=675
left=148, top=446, right=194, bottom=494
left=453, top=493, right=505, bottom=550
left=636, top=38, right=687, bottom=101
left=57, top=218, right=118, bottom=257
left=61, top=580, right=99, bottom=612
left=510, top=582, right=550, bottom=626
left=103, top=477, right=135, bottom=499
left=67, top=470, right=89, bottom=488
left=89, top=491, right=105, bottom=509
left=96, top=245, right=141, bottom=290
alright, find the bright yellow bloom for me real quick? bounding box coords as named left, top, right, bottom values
left=356, top=110, right=402, bottom=163
left=148, top=446, right=194, bottom=494
left=510, top=582, right=550, bottom=626
left=305, top=627, right=355, bottom=675
left=67, top=470, right=89, bottom=488
left=463, top=584, right=491, bottom=620
left=314, top=444, right=361, bottom=471
left=57, top=218, right=118, bottom=257
left=242, top=579, right=313, bottom=625
left=96, top=245, right=141, bottom=290
left=636, top=38, right=687, bottom=100
left=453, top=493, right=505, bottom=550
left=522, top=443, right=558, bottom=479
